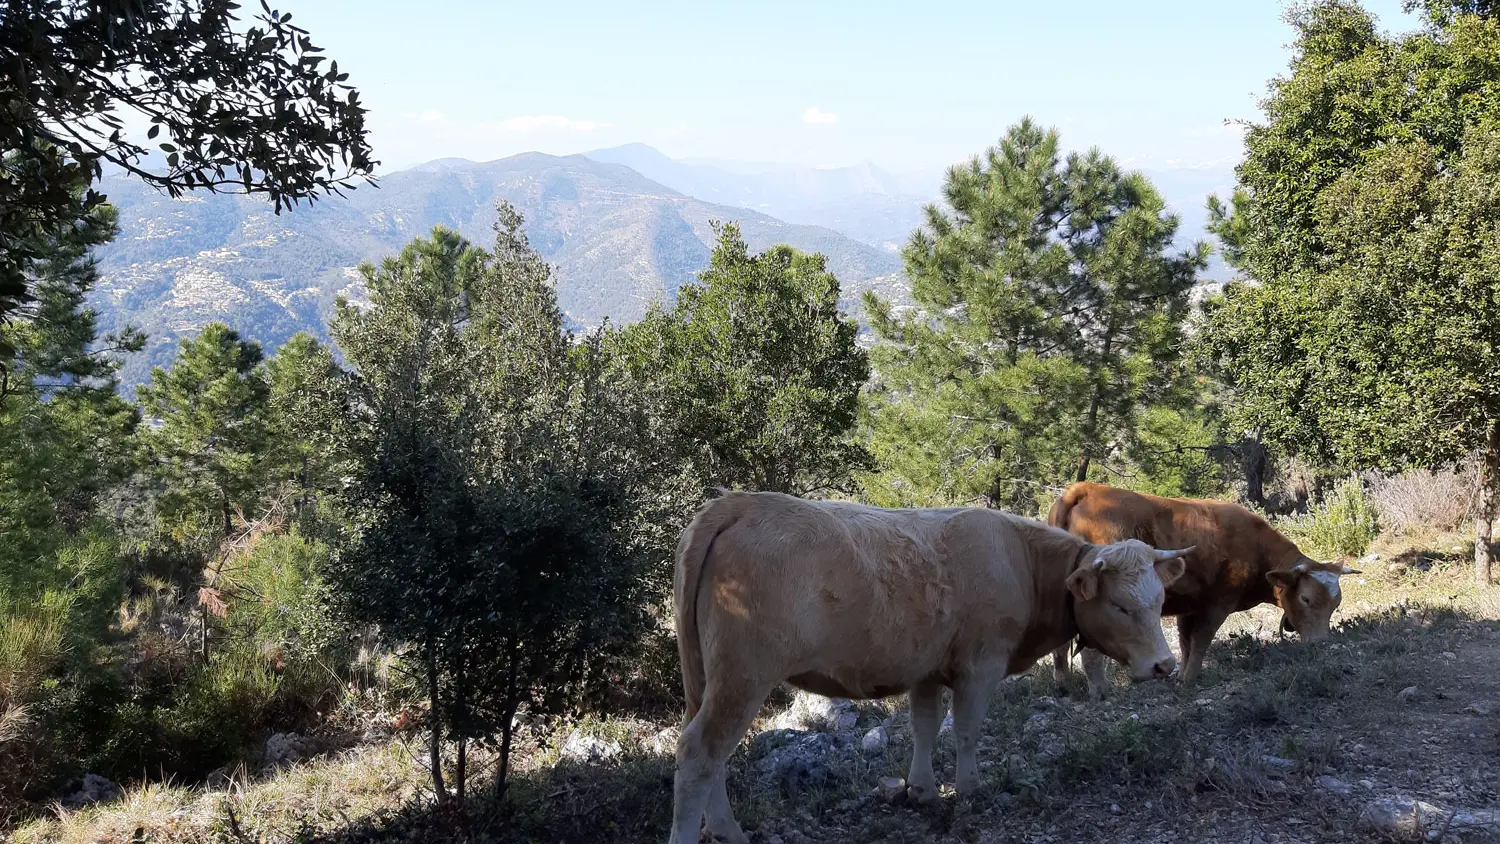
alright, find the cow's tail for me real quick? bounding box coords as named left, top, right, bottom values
left=1048, top=483, right=1088, bottom=530
left=674, top=490, right=746, bottom=723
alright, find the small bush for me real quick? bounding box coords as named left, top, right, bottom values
left=1368, top=457, right=1479, bottom=532
left=1280, top=475, right=1379, bottom=558
left=1050, top=718, right=1188, bottom=786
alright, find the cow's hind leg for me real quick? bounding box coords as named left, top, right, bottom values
left=671, top=681, right=766, bottom=844
left=1179, top=610, right=1227, bottom=684
left=951, top=665, right=1003, bottom=794
left=905, top=679, right=944, bottom=805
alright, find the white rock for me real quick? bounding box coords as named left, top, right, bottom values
left=1261, top=755, right=1295, bottom=777
left=861, top=726, right=889, bottom=754
left=264, top=732, right=310, bottom=768
left=647, top=727, right=678, bottom=756
left=559, top=729, right=622, bottom=763
left=60, top=774, right=121, bottom=809
left=876, top=776, right=907, bottom=804
left=1022, top=712, right=1052, bottom=735
left=1396, top=685, right=1420, bottom=703
left=1317, top=775, right=1352, bottom=795
left=770, top=692, right=859, bottom=732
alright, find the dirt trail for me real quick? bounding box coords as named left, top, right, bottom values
left=1026, top=626, right=1500, bottom=844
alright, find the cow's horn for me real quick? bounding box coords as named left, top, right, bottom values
left=1337, top=564, right=1362, bottom=575
left=1153, top=546, right=1196, bottom=561
left=1292, top=562, right=1308, bottom=573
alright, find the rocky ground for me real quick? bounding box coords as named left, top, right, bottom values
left=16, top=549, right=1500, bottom=844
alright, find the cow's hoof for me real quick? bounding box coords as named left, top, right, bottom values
left=707, top=828, right=749, bottom=844
left=906, top=783, right=940, bottom=805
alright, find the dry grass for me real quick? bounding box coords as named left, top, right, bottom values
left=12, top=742, right=430, bottom=844
left=15, top=532, right=1500, bottom=844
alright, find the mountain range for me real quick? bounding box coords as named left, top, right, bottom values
left=93, top=151, right=908, bottom=385
left=89, top=144, right=1231, bottom=386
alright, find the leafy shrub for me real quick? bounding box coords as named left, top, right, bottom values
left=1280, top=475, right=1380, bottom=558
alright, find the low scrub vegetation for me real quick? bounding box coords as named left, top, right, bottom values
left=14, top=548, right=1494, bottom=844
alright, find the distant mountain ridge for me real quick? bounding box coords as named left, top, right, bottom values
left=93, top=152, right=905, bottom=386
left=91, top=144, right=1231, bottom=388
left=582, top=145, right=1236, bottom=273
left=584, top=144, right=936, bottom=250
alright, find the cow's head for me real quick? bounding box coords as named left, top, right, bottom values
left=1267, top=559, right=1360, bottom=641
left=1067, top=539, right=1193, bottom=682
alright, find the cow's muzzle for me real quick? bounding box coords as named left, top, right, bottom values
left=1130, top=655, right=1177, bottom=683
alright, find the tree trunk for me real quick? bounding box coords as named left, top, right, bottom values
left=426, top=644, right=447, bottom=805
left=1075, top=387, right=1103, bottom=484
left=456, top=737, right=466, bottom=803
left=454, top=644, right=467, bottom=803
left=1075, top=332, right=1114, bottom=484
left=221, top=488, right=232, bottom=538
left=495, top=634, right=520, bottom=800
left=1477, top=420, right=1499, bottom=588
left=1241, top=433, right=1267, bottom=508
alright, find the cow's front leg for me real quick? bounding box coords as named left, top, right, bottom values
left=950, top=667, right=1000, bottom=794
left=1079, top=647, right=1108, bottom=700
left=1051, top=645, right=1071, bottom=683
left=905, top=679, right=943, bottom=804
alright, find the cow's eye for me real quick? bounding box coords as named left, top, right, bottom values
left=1300, top=595, right=1313, bottom=607
left=1112, top=602, right=1131, bottom=616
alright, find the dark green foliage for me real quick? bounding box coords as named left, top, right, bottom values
left=0, top=1, right=374, bottom=352
left=136, top=323, right=270, bottom=538
left=611, top=222, right=873, bottom=496
left=862, top=119, right=1207, bottom=511
left=265, top=333, right=349, bottom=525
left=1200, top=0, right=1500, bottom=580
left=328, top=207, right=656, bottom=799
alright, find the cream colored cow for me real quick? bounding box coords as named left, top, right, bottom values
left=667, top=491, right=1191, bottom=844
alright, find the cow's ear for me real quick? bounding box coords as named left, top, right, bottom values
left=1265, top=570, right=1298, bottom=592
left=1066, top=567, right=1099, bottom=602
left=1154, top=556, right=1186, bottom=588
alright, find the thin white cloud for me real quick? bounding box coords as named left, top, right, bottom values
left=802, top=106, right=838, bottom=125
left=418, top=109, right=445, bottom=123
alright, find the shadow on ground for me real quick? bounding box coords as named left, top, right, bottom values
left=283, top=606, right=1500, bottom=844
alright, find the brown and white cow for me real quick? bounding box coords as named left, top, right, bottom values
left=667, top=490, right=1193, bottom=844
left=1047, top=482, right=1360, bottom=696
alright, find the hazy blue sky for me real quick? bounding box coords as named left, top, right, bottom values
left=282, top=0, right=1420, bottom=173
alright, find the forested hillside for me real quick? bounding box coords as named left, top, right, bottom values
left=3, top=1, right=1498, bottom=842
left=94, top=153, right=905, bottom=385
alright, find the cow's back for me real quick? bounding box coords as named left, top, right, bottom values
left=1049, top=483, right=1289, bottom=615
left=695, top=493, right=1044, bottom=698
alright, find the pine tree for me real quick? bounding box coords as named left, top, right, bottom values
left=136, top=323, right=270, bottom=538
left=610, top=223, right=872, bottom=496
left=0, top=176, right=137, bottom=605
left=265, top=332, right=347, bottom=516
left=863, top=119, right=1205, bottom=511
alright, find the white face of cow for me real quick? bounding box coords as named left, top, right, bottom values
left=1268, top=559, right=1361, bottom=641
left=1067, top=539, right=1191, bottom=682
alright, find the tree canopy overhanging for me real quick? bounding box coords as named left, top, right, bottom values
left=0, top=0, right=376, bottom=358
